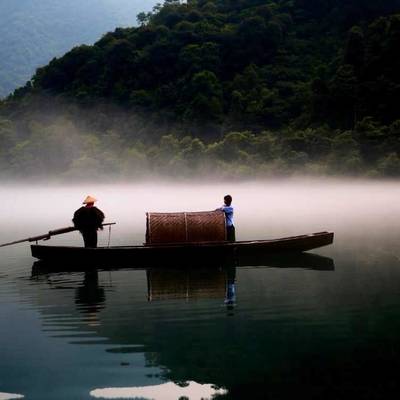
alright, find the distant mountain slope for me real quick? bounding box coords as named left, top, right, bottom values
left=0, top=0, right=156, bottom=97
left=1, top=0, right=400, bottom=179
left=19, top=0, right=400, bottom=132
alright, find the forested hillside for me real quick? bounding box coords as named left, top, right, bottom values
left=1, top=0, right=400, bottom=179
left=0, top=0, right=155, bottom=97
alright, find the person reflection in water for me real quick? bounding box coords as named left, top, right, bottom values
left=223, top=256, right=237, bottom=315
left=217, top=194, right=235, bottom=242
left=73, top=195, right=105, bottom=248
left=75, top=271, right=106, bottom=327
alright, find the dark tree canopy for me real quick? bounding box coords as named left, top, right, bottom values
left=9, top=0, right=397, bottom=132
left=1, top=0, right=400, bottom=178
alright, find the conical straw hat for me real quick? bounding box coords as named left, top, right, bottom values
left=83, top=195, right=97, bottom=204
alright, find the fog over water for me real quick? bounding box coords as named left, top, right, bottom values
left=1, top=178, right=399, bottom=251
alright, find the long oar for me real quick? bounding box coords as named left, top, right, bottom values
left=0, top=223, right=116, bottom=248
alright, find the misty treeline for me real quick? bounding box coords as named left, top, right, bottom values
left=1, top=108, right=399, bottom=179
left=1, top=0, right=400, bottom=179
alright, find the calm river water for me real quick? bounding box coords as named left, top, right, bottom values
left=0, top=179, right=400, bottom=399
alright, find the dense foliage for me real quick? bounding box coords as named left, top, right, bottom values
left=0, top=0, right=154, bottom=97
left=1, top=0, right=400, bottom=179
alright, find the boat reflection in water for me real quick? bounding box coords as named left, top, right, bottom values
left=31, top=251, right=335, bottom=320
left=30, top=252, right=335, bottom=400
left=32, top=252, right=335, bottom=307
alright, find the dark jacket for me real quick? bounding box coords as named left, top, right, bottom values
left=73, top=206, right=105, bottom=232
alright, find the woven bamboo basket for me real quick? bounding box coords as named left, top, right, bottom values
left=146, top=211, right=226, bottom=244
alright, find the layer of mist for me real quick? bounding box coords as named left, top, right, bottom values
left=1, top=98, right=398, bottom=181
left=1, top=179, right=399, bottom=253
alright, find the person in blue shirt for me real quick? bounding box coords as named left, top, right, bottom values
left=217, top=194, right=235, bottom=241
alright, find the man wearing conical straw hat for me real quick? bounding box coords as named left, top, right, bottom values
left=73, top=195, right=105, bottom=248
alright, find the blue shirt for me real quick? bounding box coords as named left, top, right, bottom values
left=218, top=205, right=234, bottom=227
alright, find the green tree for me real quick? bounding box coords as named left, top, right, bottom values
left=184, top=70, right=223, bottom=122
left=344, top=26, right=365, bottom=74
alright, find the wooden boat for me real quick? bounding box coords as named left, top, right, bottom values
left=31, top=231, right=334, bottom=267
